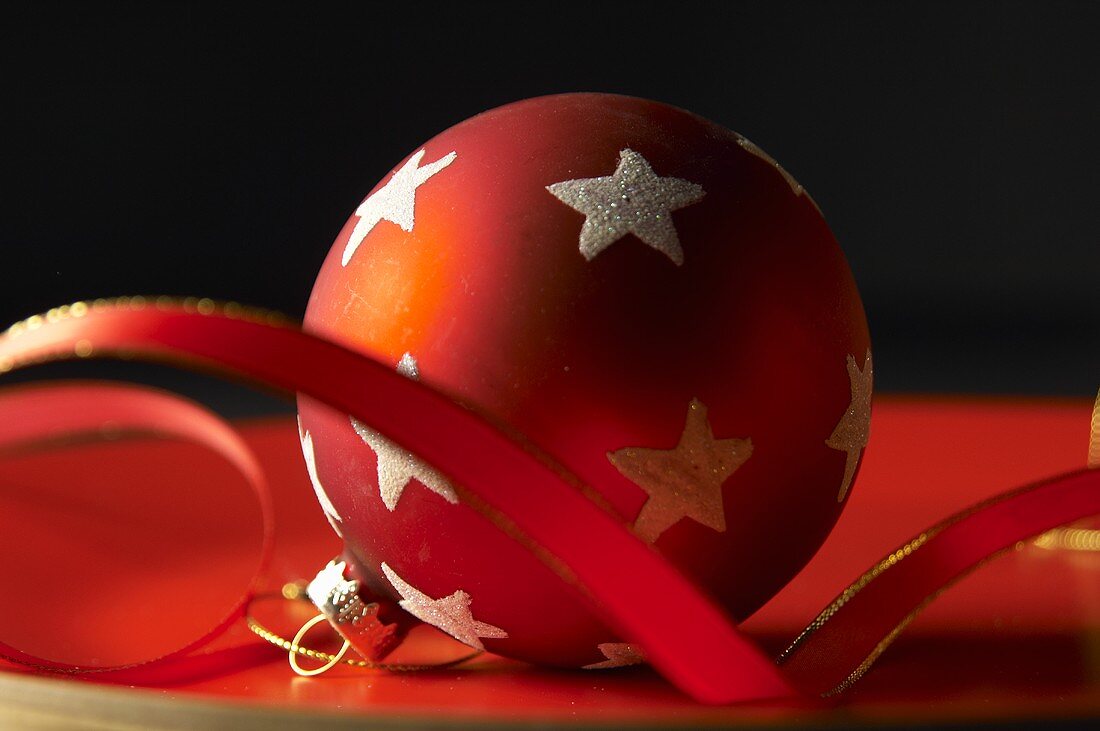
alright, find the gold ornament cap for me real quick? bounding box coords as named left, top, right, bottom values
left=306, top=559, right=403, bottom=662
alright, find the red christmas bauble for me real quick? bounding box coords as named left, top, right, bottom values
left=297, top=93, right=871, bottom=668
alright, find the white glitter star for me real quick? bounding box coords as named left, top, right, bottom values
left=546, top=148, right=705, bottom=265
left=380, top=562, right=507, bottom=650
left=736, top=137, right=804, bottom=196
left=395, top=351, right=419, bottom=379
left=350, top=353, right=458, bottom=511
left=608, top=399, right=752, bottom=544
left=736, top=136, right=822, bottom=214
left=582, top=642, right=647, bottom=670
left=825, top=351, right=873, bottom=502
left=297, top=418, right=343, bottom=537
left=341, top=148, right=457, bottom=266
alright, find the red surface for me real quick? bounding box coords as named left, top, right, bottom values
left=302, top=93, right=869, bottom=669
left=2, top=395, right=1097, bottom=725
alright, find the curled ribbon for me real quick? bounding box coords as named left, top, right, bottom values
left=0, top=379, right=279, bottom=682
left=0, top=298, right=1097, bottom=703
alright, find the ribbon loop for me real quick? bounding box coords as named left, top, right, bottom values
left=0, top=380, right=275, bottom=679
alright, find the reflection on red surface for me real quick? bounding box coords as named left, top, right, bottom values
left=1, top=395, right=1097, bottom=725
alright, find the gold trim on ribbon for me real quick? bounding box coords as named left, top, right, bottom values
left=777, top=531, right=934, bottom=665
left=781, top=390, right=1100, bottom=695
left=1032, top=389, right=1100, bottom=553
left=1033, top=526, right=1100, bottom=552
left=1088, top=387, right=1100, bottom=469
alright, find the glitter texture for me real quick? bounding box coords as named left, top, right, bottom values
left=342, top=149, right=458, bottom=266
left=396, top=351, right=419, bottom=379
left=736, top=136, right=804, bottom=196
left=826, top=351, right=874, bottom=502
left=350, top=353, right=458, bottom=511
left=546, top=148, right=705, bottom=265
left=380, top=562, right=507, bottom=650
left=582, top=642, right=647, bottom=670
left=608, top=398, right=753, bottom=543
left=298, top=419, right=343, bottom=537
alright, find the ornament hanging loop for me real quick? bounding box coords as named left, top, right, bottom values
left=288, top=614, right=351, bottom=677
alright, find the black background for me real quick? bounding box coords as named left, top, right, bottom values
left=3, top=1, right=1098, bottom=413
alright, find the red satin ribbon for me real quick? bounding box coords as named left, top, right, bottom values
left=0, top=380, right=279, bottom=681
left=0, top=302, right=1097, bottom=702
left=778, top=468, right=1100, bottom=695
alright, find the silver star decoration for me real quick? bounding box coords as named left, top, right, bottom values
left=608, top=399, right=753, bottom=543
left=736, top=136, right=823, bottom=215
left=298, top=418, right=343, bottom=537
left=546, top=148, right=705, bottom=265
left=825, top=351, right=873, bottom=502
left=380, top=562, right=507, bottom=650
left=341, top=148, right=458, bottom=266
left=350, top=353, right=458, bottom=511
left=737, top=137, right=803, bottom=196
left=582, top=642, right=646, bottom=670
left=395, top=351, right=419, bottom=380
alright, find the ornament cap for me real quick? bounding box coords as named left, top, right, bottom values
left=306, top=559, right=404, bottom=662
